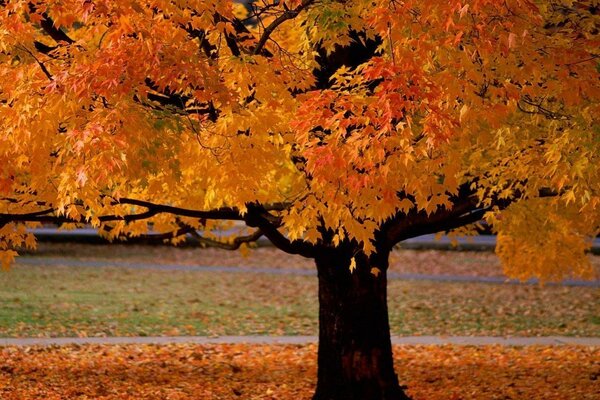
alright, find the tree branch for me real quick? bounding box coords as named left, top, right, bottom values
left=112, top=225, right=196, bottom=242
left=28, top=3, right=75, bottom=45
left=382, top=184, right=480, bottom=248
left=244, top=203, right=316, bottom=258
left=0, top=198, right=292, bottom=251
left=16, top=45, right=53, bottom=81
left=188, top=228, right=264, bottom=250
left=390, top=207, right=488, bottom=244
left=382, top=182, right=564, bottom=248
left=253, top=0, right=314, bottom=55
left=0, top=199, right=282, bottom=226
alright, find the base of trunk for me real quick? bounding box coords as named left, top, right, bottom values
left=313, top=247, right=411, bottom=400
left=313, top=381, right=411, bottom=400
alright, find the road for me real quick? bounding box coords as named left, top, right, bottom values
left=16, top=256, right=600, bottom=287
left=28, top=228, right=600, bottom=253
left=2, top=335, right=599, bottom=347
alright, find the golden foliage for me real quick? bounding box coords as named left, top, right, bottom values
left=0, top=0, right=598, bottom=280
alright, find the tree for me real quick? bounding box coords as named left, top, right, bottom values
left=0, top=1, right=598, bottom=398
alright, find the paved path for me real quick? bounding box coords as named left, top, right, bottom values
left=35, top=228, right=503, bottom=249
left=1, top=335, right=599, bottom=347
left=29, top=229, right=600, bottom=253
left=16, top=257, right=600, bottom=287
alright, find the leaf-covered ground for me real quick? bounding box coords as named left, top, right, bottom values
left=0, top=344, right=598, bottom=399
left=1, top=265, right=598, bottom=337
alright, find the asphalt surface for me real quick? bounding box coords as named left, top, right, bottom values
left=16, top=256, right=600, bottom=287
left=29, top=228, right=600, bottom=253
left=2, top=335, right=599, bottom=347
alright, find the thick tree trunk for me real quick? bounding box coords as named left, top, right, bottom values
left=313, top=246, right=411, bottom=400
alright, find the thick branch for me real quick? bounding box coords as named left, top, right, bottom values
left=382, top=185, right=480, bottom=248
left=0, top=199, right=263, bottom=226
left=245, top=204, right=316, bottom=258
left=391, top=207, right=488, bottom=244
left=0, top=199, right=291, bottom=251
left=28, top=3, right=75, bottom=44
left=113, top=197, right=288, bottom=220
left=382, top=183, right=562, bottom=248
left=110, top=197, right=245, bottom=221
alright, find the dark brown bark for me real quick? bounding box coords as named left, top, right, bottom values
left=313, top=245, right=411, bottom=400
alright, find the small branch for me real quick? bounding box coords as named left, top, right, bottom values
left=213, top=13, right=245, bottom=57
left=517, top=96, right=568, bottom=120
left=114, top=226, right=196, bottom=242
left=564, top=55, right=599, bottom=66
left=1, top=198, right=49, bottom=207
left=188, top=228, right=264, bottom=250
left=253, top=0, right=314, bottom=56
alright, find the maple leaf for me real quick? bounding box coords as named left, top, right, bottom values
left=349, top=257, right=357, bottom=273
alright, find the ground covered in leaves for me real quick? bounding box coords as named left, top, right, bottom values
left=1, top=264, right=599, bottom=338
left=0, top=344, right=598, bottom=399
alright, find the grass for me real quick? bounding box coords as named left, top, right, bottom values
left=1, top=264, right=598, bottom=338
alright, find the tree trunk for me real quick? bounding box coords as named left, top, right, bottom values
left=313, top=246, right=411, bottom=400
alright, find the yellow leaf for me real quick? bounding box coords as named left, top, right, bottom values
left=0, top=250, right=18, bottom=271
left=459, top=105, right=468, bottom=122
left=349, top=257, right=356, bottom=273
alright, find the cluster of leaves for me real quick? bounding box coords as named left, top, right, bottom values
left=1, top=344, right=598, bottom=399
left=0, top=0, right=599, bottom=280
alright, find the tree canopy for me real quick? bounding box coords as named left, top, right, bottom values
left=0, top=0, right=599, bottom=280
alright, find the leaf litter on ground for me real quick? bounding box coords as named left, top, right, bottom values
left=0, top=344, right=598, bottom=399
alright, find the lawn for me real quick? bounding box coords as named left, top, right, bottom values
left=2, top=246, right=598, bottom=400
left=1, top=344, right=598, bottom=399
left=1, top=263, right=598, bottom=337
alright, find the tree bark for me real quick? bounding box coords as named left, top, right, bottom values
left=313, top=245, right=411, bottom=400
